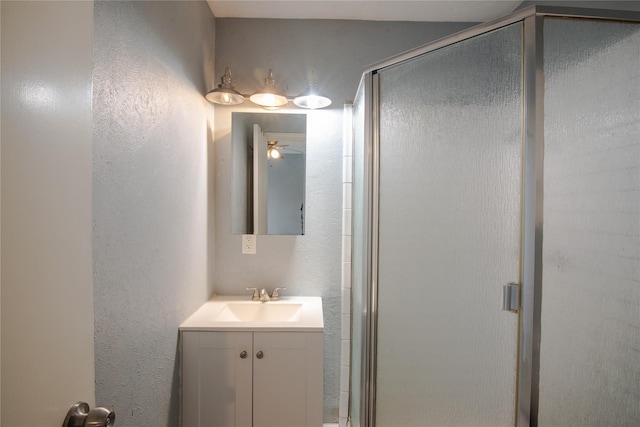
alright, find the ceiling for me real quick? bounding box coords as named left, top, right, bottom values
left=207, top=1, right=524, bottom=22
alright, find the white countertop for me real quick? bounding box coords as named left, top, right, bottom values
left=179, top=295, right=324, bottom=332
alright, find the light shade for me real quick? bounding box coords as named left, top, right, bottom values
left=249, top=69, right=289, bottom=109
left=206, top=67, right=245, bottom=105
left=293, top=85, right=332, bottom=109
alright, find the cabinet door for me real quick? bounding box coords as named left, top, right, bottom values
left=182, top=331, right=253, bottom=427
left=252, top=332, right=323, bottom=427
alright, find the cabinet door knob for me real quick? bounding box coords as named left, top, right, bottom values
left=240, top=351, right=247, bottom=359
left=256, top=351, right=264, bottom=359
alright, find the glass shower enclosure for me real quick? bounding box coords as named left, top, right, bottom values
left=351, top=6, right=640, bottom=427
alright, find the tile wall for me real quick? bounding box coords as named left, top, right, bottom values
left=339, top=104, right=353, bottom=427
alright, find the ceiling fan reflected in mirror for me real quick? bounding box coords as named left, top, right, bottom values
left=267, top=140, right=302, bottom=159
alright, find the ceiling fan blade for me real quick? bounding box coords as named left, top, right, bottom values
left=281, top=147, right=303, bottom=154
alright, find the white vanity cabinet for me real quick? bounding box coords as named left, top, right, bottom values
left=181, top=330, right=323, bottom=427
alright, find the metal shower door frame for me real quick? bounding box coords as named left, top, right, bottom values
left=354, top=5, right=640, bottom=427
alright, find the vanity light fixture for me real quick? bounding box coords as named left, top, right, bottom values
left=205, top=67, right=245, bottom=105
left=206, top=67, right=332, bottom=110
left=249, top=69, right=289, bottom=109
left=293, top=84, right=332, bottom=109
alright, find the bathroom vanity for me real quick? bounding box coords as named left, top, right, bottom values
left=179, top=295, right=324, bottom=427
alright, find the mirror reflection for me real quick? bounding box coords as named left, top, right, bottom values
left=231, top=112, right=307, bottom=235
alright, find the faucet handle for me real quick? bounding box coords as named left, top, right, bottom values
left=246, top=287, right=259, bottom=301
left=270, top=287, right=286, bottom=300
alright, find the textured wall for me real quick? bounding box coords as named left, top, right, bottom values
left=213, top=18, right=475, bottom=421
left=92, top=2, right=215, bottom=426
left=1, top=1, right=95, bottom=425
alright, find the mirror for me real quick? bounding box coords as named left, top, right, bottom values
left=231, top=112, right=306, bottom=235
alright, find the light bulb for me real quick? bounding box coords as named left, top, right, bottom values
left=205, top=67, right=245, bottom=105
left=293, top=85, right=331, bottom=109
left=306, top=96, right=320, bottom=109
left=249, top=70, right=288, bottom=108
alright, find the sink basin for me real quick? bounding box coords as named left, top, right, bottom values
left=179, top=295, right=323, bottom=331
left=214, top=302, right=302, bottom=322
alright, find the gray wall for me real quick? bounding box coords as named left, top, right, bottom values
left=92, top=2, right=215, bottom=426
left=213, top=18, right=475, bottom=421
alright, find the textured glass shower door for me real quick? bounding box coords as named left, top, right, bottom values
left=350, top=78, right=368, bottom=427
left=375, top=23, right=523, bottom=426
left=538, top=17, right=640, bottom=426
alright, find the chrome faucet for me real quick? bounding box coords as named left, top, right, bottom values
left=246, top=287, right=260, bottom=301
left=270, top=287, right=286, bottom=300
left=246, top=287, right=287, bottom=301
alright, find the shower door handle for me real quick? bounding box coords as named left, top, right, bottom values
left=502, top=283, right=520, bottom=313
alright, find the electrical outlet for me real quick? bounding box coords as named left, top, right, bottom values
left=242, top=234, right=256, bottom=254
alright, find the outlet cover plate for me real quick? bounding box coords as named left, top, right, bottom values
left=242, top=234, right=256, bottom=254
